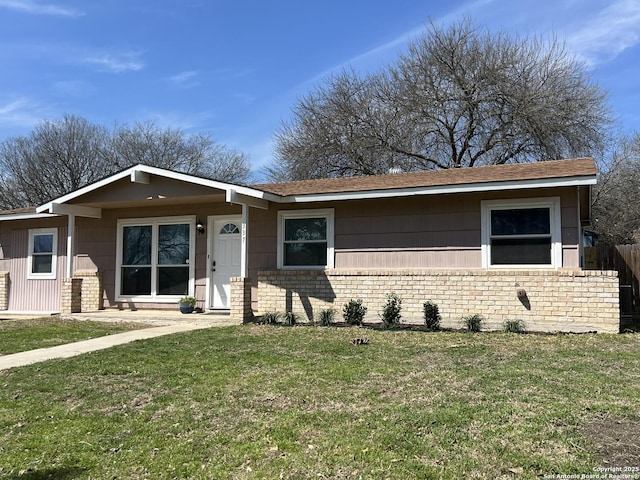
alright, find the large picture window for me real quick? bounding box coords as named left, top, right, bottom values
left=481, top=198, right=561, bottom=268
left=28, top=228, right=57, bottom=279
left=277, top=209, right=334, bottom=269
left=117, top=217, right=194, bottom=301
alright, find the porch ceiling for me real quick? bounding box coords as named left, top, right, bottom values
left=62, top=175, right=228, bottom=209
left=67, top=193, right=227, bottom=209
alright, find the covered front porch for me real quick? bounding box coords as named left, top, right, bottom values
left=31, top=165, right=273, bottom=317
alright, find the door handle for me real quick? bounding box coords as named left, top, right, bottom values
left=212, top=260, right=216, bottom=272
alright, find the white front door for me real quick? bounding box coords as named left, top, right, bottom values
left=209, top=216, right=242, bottom=309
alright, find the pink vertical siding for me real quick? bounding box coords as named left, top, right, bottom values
left=8, top=226, right=67, bottom=313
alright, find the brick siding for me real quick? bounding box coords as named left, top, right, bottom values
left=257, top=269, right=620, bottom=333
left=231, top=276, right=253, bottom=322
left=74, top=270, right=104, bottom=312
left=0, top=271, right=8, bottom=310
left=61, top=277, right=82, bottom=314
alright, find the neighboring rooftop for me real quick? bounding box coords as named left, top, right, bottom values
left=0, top=207, right=37, bottom=216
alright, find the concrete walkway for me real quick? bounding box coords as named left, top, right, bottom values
left=0, top=311, right=242, bottom=371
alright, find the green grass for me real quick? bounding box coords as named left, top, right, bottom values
left=0, top=317, right=149, bottom=355
left=1, top=325, right=639, bottom=479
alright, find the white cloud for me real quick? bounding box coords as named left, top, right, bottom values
left=133, top=109, right=215, bottom=132
left=212, top=67, right=254, bottom=81
left=0, top=41, right=146, bottom=75
left=81, top=51, right=145, bottom=73
left=167, top=71, right=200, bottom=89
left=232, top=92, right=256, bottom=105
left=53, top=80, right=95, bottom=97
left=0, top=96, right=51, bottom=130
left=0, top=0, right=83, bottom=17
left=297, top=0, right=499, bottom=90
left=567, top=0, right=640, bottom=65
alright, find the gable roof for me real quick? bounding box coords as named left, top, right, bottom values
left=254, top=158, right=597, bottom=198
left=44, top=164, right=279, bottom=207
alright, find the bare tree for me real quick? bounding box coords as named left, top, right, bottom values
left=272, top=18, right=611, bottom=180
left=0, top=117, right=252, bottom=209
left=592, top=132, right=640, bottom=245
left=110, top=122, right=251, bottom=183
left=0, top=115, right=111, bottom=209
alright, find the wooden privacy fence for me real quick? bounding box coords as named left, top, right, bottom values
left=593, top=245, right=640, bottom=313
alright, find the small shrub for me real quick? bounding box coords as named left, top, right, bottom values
left=343, top=299, right=367, bottom=326
left=503, top=319, right=526, bottom=333
left=423, top=301, right=441, bottom=330
left=260, top=311, right=281, bottom=325
left=318, top=309, right=336, bottom=326
left=462, top=314, right=483, bottom=332
left=283, top=311, right=299, bottom=326
left=380, top=293, right=402, bottom=328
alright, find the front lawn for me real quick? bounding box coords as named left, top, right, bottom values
left=1, top=325, right=639, bottom=479
left=0, top=317, right=150, bottom=355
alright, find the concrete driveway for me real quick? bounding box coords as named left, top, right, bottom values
left=0, top=310, right=242, bottom=371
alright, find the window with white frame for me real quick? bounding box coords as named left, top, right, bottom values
left=277, top=209, right=334, bottom=269
left=481, top=198, right=561, bottom=268
left=116, top=217, right=195, bottom=301
left=28, top=228, right=57, bottom=279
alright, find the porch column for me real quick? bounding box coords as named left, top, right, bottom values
left=241, top=203, right=248, bottom=278
left=61, top=277, right=82, bottom=314
left=66, top=214, right=75, bottom=278
left=230, top=276, right=253, bottom=322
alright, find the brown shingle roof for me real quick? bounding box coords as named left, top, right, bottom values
left=253, top=158, right=597, bottom=197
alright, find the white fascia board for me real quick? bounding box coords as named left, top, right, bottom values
left=131, top=169, right=150, bottom=184
left=0, top=212, right=59, bottom=222
left=50, top=203, right=102, bottom=218
left=232, top=185, right=281, bottom=203
left=226, top=190, right=270, bottom=209
left=280, top=175, right=597, bottom=203
left=132, top=164, right=278, bottom=201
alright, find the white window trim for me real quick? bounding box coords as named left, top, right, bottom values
left=27, top=228, right=58, bottom=280
left=481, top=197, right=562, bottom=269
left=277, top=209, right=335, bottom=270
left=116, top=215, right=196, bottom=303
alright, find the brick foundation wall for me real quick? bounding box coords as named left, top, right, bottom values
left=257, top=269, right=620, bottom=333
left=231, top=276, right=253, bottom=323
left=74, top=270, right=104, bottom=312
left=61, top=277, right=82, bottom=314
left=0, top=271, right=8, bottom=310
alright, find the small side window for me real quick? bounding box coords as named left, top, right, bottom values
left=28, top=228, right=57, bottom=279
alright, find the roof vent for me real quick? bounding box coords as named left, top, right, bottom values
left=388, top=167, right=403, bottom=174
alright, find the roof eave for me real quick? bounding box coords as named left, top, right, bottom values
left=278, top=175, right=597, bottom=203
left=0, top=212, right=60, bottom=222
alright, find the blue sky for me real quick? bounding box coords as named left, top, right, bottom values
left=1, top=0, right=639, bottom=179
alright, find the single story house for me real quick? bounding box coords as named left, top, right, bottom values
left=0, top=157, right=620, bottom=332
